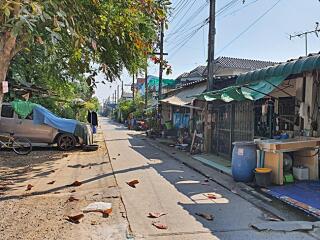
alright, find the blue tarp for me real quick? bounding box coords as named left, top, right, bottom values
left=33, top=106, right=78, bottom=134
left=173, top=113, right=190, bottom=128
left=265, top=181, right=320, bottom=218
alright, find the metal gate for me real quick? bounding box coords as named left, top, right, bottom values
left=212, top=101, right=254, bottom=158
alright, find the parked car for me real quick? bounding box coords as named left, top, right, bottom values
left=0, top=102, right=93, bottom=150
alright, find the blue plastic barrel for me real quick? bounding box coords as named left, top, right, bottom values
left=232, top=141, right=257, bottom=182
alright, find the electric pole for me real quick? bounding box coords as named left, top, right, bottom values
left=207, top=0, right=216, bottom=91
left=158, top=20, right=164, bottom=100
left=132, top=75, right=135, bottom=100
left=145, top=65, right=148, bottom=109
left=121, top=80, right=124, bottom=98
left=117, top=85, right=120, bottom=102
left=290, top=23, right=320, bottom=56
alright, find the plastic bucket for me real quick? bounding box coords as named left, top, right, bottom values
left=254, top=168, right=272, bottom=187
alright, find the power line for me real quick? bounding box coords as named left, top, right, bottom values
left=166, top=18, right=208, bottom=45
left=166, top=2, right=208, bottom=40
left=168, top=18, right=209, bottom=50
left=170, top=19, right=209, bottom=57
left=217, top=0, right=282, bottom=55
left=218, top=0, right=260, bottom=19
left=170, top=0, right=190, bottom=23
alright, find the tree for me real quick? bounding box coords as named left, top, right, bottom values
left=0, top=0, right=170, bottom=109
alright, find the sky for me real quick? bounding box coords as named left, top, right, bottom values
left=95, top=0, right=320, bottom=102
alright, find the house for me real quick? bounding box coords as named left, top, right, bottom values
left=159, top=56, right=277, bottom=141
left=198, top=53, right=320, bottom=158
left=122, top=92, right=133, bottom=100
left=208, top=56, right=277, bottom=76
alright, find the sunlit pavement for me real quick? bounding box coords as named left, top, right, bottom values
left=101, top=117, right=318, bottom=240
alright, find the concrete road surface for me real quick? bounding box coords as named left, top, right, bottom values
left=101, top=118, right=318, bottom=240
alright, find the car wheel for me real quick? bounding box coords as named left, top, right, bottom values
left=57, top=133, right=76, bottom=151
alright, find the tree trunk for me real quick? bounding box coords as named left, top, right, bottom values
left=0, top=32, right=17, bottom=111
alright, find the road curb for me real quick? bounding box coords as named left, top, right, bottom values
left=99, top=126, right=135, bottom=240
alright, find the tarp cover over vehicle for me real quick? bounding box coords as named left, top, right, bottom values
left=11, top=100, right=91, bottom=145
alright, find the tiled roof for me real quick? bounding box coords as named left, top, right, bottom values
left=188, top=65, right=206, bottom=78
left=215, top=56, right=277, bottom=70
left=176, top=72, right=189, bottom=79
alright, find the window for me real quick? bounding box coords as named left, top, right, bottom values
left=1, top=105, right=14, bottom=118
left=18, top=112, right=33, bottom=120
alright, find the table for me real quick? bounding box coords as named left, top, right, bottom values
left=256, top=137, right=320, bottom=185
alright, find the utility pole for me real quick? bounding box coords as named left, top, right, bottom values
left=207, top=0, right=216, bottom=91
left=117, top=85, right=120, bottom=102
left=121, top=80, right=124, bottom=98
left=204, top=0, right=216, bottom=153
left=145, top=65, right=148, bottom=109
left=114, top=89, right=117, bottom=104
left=132, top=75, right=135, bottom=100
left=290, top=23, right=320, bottom=56
left=158, top=20, right=164, bottom=100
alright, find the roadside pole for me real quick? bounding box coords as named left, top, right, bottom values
left=204, top=0, right=216, bottom=153
left=145, top=64, right=148, bottom=109
left=158, top=20, right=164, bottom=101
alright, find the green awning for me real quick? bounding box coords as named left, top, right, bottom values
left=196, top=54, right=320, bottom=102
left=196, top=75, right=286, bottom=102
left=237, top=54, right=320, bottom=85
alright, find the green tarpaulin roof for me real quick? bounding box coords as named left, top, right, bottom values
left=197, top=54, right=320, bottom=102
left=147, top=76, right=176, bottom=87
left=237, top=54, right=320, bottom=85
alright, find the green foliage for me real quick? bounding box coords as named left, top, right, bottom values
left=1, top=0, right=171, bottom=82
left=118, top=94, right=146, bottom=121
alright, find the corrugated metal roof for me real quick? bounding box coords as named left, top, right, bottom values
left=237, top=53, right=320, bottom=85
left=160, top=84, right=207, bottom=106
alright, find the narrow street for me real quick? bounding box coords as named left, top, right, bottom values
left=101, top=118, right=319, bottom=240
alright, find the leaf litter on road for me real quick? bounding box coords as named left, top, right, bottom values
left=26, top=184, right=34, bottom=191
left=66, top=196, right=79, bottom=202
left=152, top=222, right=168, bottom=230
left=196, top=213, right=214, bottom=221
left=66, top=214, right=84, bottom=224
left=127, top=180, right=139, bottom=188
left=148, top=212, right=167, bottom=218
left=69, top=181, right=82, bottom=187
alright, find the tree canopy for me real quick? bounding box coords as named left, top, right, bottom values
left=0, top=0, right=171, bottom=108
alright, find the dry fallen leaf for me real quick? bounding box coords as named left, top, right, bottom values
left=127, top=180, right=139, bottom=188
left=69, top=181, right=82, bottom=187
left=47, top=181, right=55, bottom=185
left=196, top=213, right=214, bottom=221
left=67, top=214, right=84, bottom=224
left=152, top=222, right=168, bottom=230
left=148, top=212, right=166, bottom=218
left=66, top=196, right=79, bottom=202
left=26, top=184, right=34, bottom=191
left=207, top=194, right=217, bottom=199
